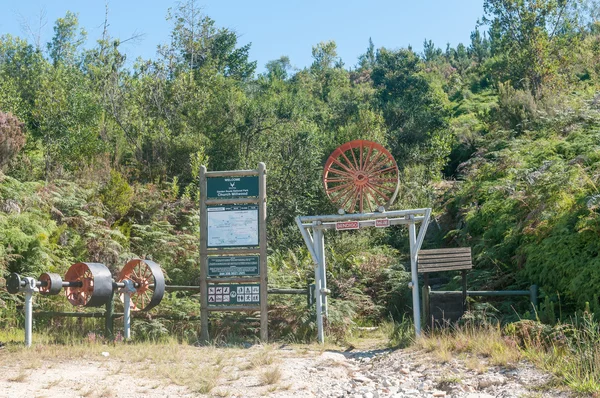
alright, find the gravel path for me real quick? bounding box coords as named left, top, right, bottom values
left=0, top=344, right=571, bottom=397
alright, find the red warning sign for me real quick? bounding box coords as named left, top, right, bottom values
left=375, top=219, right=390, bottom=228
left=335, top=221, right=360, bottom=231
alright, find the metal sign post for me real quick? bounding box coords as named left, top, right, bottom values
left=199, top=163, right=268, bottom=343
left=296, top=208, right=431, bottom=343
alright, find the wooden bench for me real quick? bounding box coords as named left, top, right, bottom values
left=418, top=247, right=473, bottom=326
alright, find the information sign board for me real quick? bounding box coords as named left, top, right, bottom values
left=208, top=256, right=259, bottom=277
left=207, top=205, right=259, bottom=248
left=336, top=221, right=360, bottom=231
left=207, top=176, right=258, bottom=199
left=207, top=283, right=260, bottom=306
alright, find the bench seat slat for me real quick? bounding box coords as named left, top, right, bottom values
left=417, top=248, right=472, bottom=274
left=418, top=248, right=471, bottom=255
left=418, top=264, right=472, bottom=273
left=418, top=253, right=472, bottom=264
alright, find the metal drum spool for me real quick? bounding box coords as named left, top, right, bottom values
left=6, top=273, right=22, bottom=294
left=117, top=259, right=165, bottom=311
left=39, top=272, right=63, bottom=295
left=64, top=262, right=113, bottom=307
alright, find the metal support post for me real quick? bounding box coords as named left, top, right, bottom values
left=121, top=279, right=135, bottom=340
left=23, top=277, right=36, bottom=348
left=316, top=224, right=328, bottom=317
left=199, top=165, right=209, bottom=343
left=105, top=289, right=115, bottom=340
left=408, top=218, right=421, bottom=336
left=530, top=284, right=539, bottom=310
left=258, top=162, right=268, bottom=342
left=313, top=224, right=324, bottom=344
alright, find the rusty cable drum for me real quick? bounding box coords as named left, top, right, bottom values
left=64, top=262, right=113, bottom=307
left=323, top=140, right=400, bottom=213
left=39, top=272, right=62, bottom=295
left=117, top=259, right=165, bottom=312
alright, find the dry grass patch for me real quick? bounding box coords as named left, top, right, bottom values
left=414, top=324, right=521, bottom=368
left=260, top=366, right=282, bottom=385
left=8, top=370, right=29, bottom=382
left=464, top=355, right=488, bottom=373
left=43, top=378, right=62, bottom=389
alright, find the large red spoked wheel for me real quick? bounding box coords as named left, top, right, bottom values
left=64, top=262, right=113, bottom=307
left=118, top=259, right=165, bottom=311
left=323, top=140, right=399, bottom=214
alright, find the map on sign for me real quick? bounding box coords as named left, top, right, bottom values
left=207, top=205, right=259, bottom=248
left=207, top=284, right=260, bottom=306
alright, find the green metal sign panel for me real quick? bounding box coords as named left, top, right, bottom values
left=208, top=256, right=259, bottom=277
left=207, top=283, right=260, bottom=306
left=207, top=176, right=258, bottom=199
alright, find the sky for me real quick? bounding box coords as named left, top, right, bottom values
left=1, top=0, right=485, bottom=72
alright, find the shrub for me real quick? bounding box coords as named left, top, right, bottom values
left=0, top=112, right=25, bottom=169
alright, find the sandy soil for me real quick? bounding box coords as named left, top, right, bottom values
left=0, top=343, right=571, bottom=398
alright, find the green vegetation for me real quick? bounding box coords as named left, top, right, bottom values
left=4, top=2, right=600, bottom=388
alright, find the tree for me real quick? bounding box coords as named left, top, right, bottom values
left=47, top=11, right=86, bottom=66
left=265, top=56, right=292, bottom=80
left=483, top=0, right=585, bottom=97
left=372, top=48, right=451, bottom=174
left=468, top=29, right=490, bottom=64
left=164, top=0, right=256, bottom=80
left=0, top=112, right=25, bottom=169
left=357, top=38, right=376, bottom=70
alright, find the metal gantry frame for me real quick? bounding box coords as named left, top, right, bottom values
left=296, top=208, right=431, bottom=343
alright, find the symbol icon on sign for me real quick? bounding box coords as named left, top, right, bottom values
left=252, top=286, right=259, bottom=294
left=216, top=295, right=223, bottom=302
left=230, top=182, right=235, bottom=187
left=223, top=287, right=230, bottom=294
left=245, top=286, right=252, bottom=294
left=238, top=295, right=245, bottom=302
left=208, top=296, right=215, bottom=302
left=230, top=291, right=237, bottom=298
left=245, top=295, right=252, bottom=302
left=216, top=287, right=223, bottom=294
left=208, top=287, right=215, bottom=294
left=223, top=295, right=230, bottom=302
left=237, top=287, right=244, bottom=295
left=252, top=294, right=259, bottom=301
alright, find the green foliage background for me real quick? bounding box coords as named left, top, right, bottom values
left=3, top=0, right=600, bottom=340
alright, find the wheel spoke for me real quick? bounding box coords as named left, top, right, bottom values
left=325, top=178, right=351, bottom=183
left=361, top=144, right=375, bottom=171
left=326, top=182, right=353, bottom=194
left=362, top=147, right=381, bottom=172
left=363, top=189, right=375, bottom=212
left=332, top=186, right=356, bottom=208
left=333, top=185, right=357, bottom=204
left=331, top=158, right=355, bottom=174
left=350, top=147, right=359, bottom=170
left=365, top=183, right=390, bottom=202
left=340, top=151, right=358, bottom=172
left=340, top=187, right=358, bottom=209
left=364, top=154, right=389, bottom=174
left=326, top=167, right=354, bottom=179
left=369, top=165, right=396, bottom=176
left=368, top=180, right=396, bottom=193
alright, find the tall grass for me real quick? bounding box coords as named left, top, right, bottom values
left=520, top=311, right=600, bottom=394
left=414, top=322, right=521, bottom=367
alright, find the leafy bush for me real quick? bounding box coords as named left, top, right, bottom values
left=0, top=112, right=25, bottom=169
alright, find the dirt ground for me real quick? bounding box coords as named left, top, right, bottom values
left=0, top=340, right=571, bottom=398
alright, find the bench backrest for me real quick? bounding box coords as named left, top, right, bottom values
left=417, top=247, right=472, bottom=274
